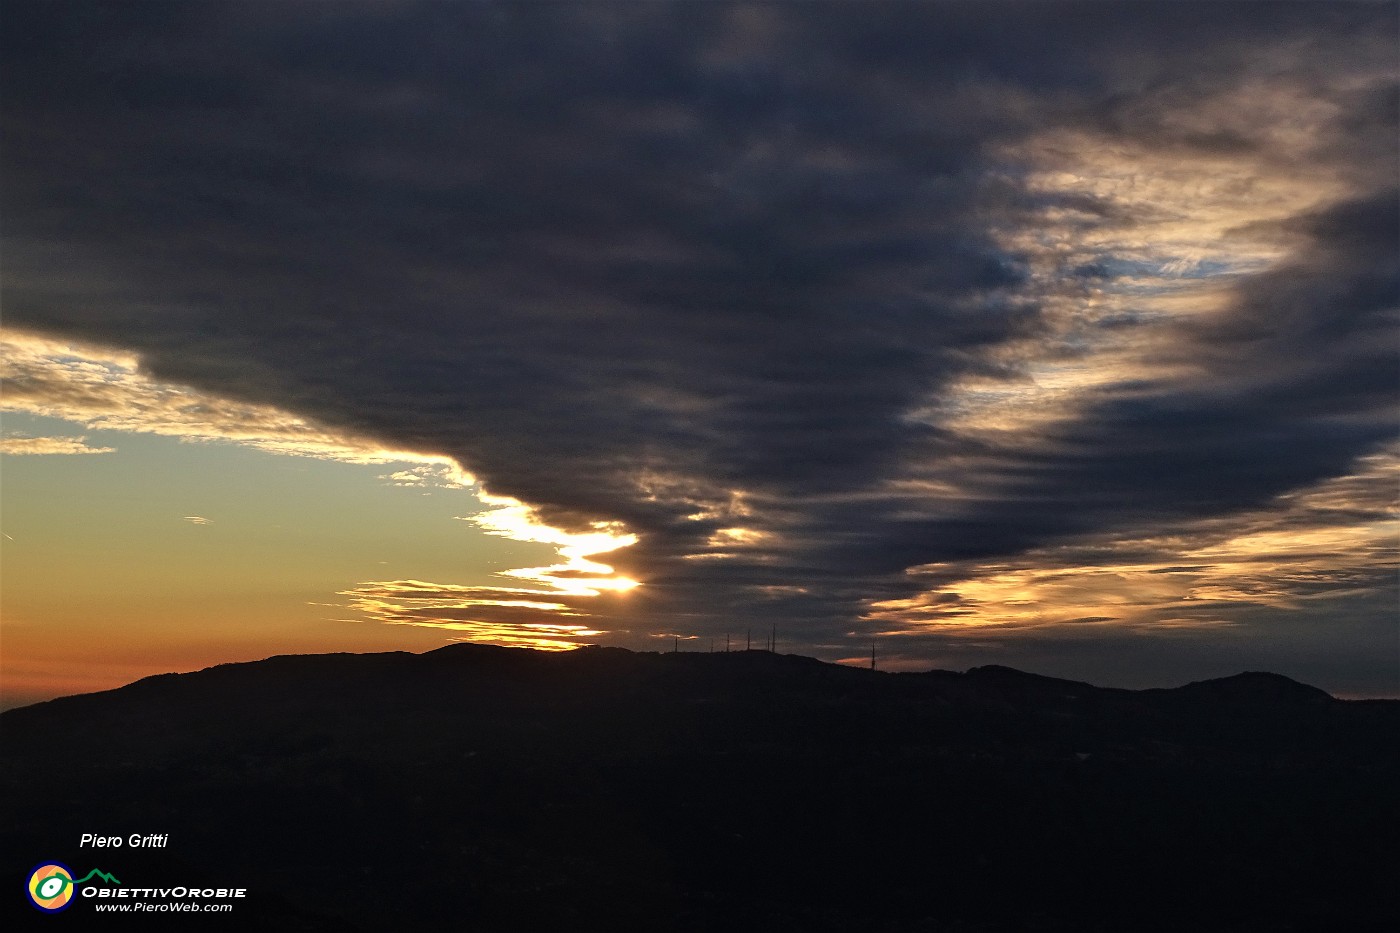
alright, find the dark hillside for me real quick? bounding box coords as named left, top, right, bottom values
left=4, top=645, right=1396, bottom=931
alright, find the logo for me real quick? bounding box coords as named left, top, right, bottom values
left=26, top=863, right=121, bottom=913
left=27, top=863, right=75, bottom=913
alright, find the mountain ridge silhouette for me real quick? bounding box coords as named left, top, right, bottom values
left=2, top=643, right=1353, bottom=715
left=3, top=644, right=1395, bottom=932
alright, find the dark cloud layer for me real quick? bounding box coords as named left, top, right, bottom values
left=883, top=190, right=1399, bottom=566
left=3, top=2, right=1396, bottom=678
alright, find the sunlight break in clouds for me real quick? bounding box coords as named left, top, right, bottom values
left=4, top=325, right=643, bottom=651
left=336, top=497, right=641, bottom=649
left=336, top=493, right=641, bottom=647
left=866, top=449, right=1399, bottom=636
left=467, top=493, right=640, bottom=596
left=337, top=495, right=642, bottom=651
left=941, top=81, right=1355, bottom=447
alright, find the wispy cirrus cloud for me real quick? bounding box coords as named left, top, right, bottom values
left=870, top=451, right=1399, bottom=632
left=0, top=328, right=472, bottom=474
left=337, top=579, right=604, bottom=651
left=0, top=434, right=115, bottom=456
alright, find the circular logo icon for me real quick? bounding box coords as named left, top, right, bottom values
left=27, top=863, right=76, bottom=913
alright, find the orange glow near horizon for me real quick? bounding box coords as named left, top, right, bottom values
left=0, top=325, right=645, bottom=684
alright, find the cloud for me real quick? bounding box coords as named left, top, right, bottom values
left=337, top=579, right=606, bottom=651
left=869, top=450, right=1399, bottom=634
left=1, top=324, right=638, bottom=616
left=0, top=329, right=473, bottom=475
left=0, top=434, right=115, bottom=456
left=1, top=2, right=1394, bottom=682
left=183, top=516, right=212, bottom=526
left=378, top=464, right=468, bottom=489
left=462, top=493, right=639, bottom=595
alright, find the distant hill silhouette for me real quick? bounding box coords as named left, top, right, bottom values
left=1167, top=669, right=1337, bottom=704
left=3, top=645, right=1396, bottom=931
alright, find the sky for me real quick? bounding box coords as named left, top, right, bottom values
left=2, top=1, right=1396, bottom=706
